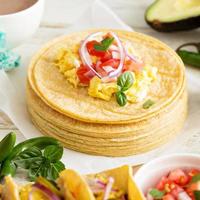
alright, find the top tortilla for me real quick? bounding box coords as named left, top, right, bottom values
left=28, top=29, right=185, bottom=124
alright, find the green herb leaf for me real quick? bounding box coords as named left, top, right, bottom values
left=94, top=37, right=114, bottom=51
left=12, top=145, right=65, bottom=181
left=194, top=191, right=200, bottom=200
left=28, top=158, right=48, bottom=181
left=143, top=99, right=155, bottom=109
left=44, top=145, right=63, bottom=162
left=13, top=147, right=43, bottom=169
left=191, top=174, right=200, bottom=183
left=149, top=188, right=165, bottom=199
left=117, top=71, right=134, bottom=92
left=46, top=161, right=65, bottom=181
left=116, top=91, right=127, bottom=106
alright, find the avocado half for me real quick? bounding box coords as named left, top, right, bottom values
left=145, top=0, right=200, bottom=32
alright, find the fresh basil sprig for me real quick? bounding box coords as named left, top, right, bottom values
left=13, top=145, right=65, bottom=181
left=115, top=71, right=134, bottom=106
left=94, top=37, right=114, bottom=51
left=149, top=188, right=165, bottom=199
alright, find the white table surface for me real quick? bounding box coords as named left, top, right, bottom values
left=0, top=0, right=200, bottom=151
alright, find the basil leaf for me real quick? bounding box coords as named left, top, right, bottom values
left=46, top=161, right=65, bottom=181
left=194, top=191, right=200, bottom=200
left=94, top=37, right=114, bottom=51
left=117, top=71, right=134, bottom=92
left=149, top=188, right=165, bottom=199
left=116, top=91, right=127, bottom=106
left=44, top=145, right=63, bottom=162
left=191, top=174, right=200, bottom=183
left=13, top=147, right=43, bottom=169
left=28, top=158, right=48, bottom=181
left=143, top=99, right=155, bottom=109
left=11, top=144, right=64, bottom=181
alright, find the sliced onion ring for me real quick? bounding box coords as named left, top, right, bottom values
left=79, top=32, right=103, bottom=78
left=29, top=183, right=61, bottom=200
left=106, top=32, right=125, bottom=78
left=103, top=177, right=114, bottom=200
left=79, top=31, right=125, bottom=80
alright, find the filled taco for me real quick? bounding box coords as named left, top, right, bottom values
left=0, top=166, right=144, bottom=200
left=57, top=165, right=145, bottom=200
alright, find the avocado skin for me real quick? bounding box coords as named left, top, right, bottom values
left=145, top=15, right=200, bottom=32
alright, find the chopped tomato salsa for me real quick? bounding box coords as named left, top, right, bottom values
left=147, top=168, right=200, bottom=200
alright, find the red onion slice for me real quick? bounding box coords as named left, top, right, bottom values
left=103, top=66, right=115, bottom=73
left=79, top=31, right=126, bottom=80
left=106, top=32, right=125, bottom=78
left=30, top=183, right=61, bottom=200
left=79, top=32, right=103, bottom=79
left=103, top=177, right=114, bottom=200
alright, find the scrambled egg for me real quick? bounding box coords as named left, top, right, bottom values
left=55, top=48, right=80, bottom=87
left=88, top=76, right=118, bottom=101
left=55, top=48, right=80, bottom=73
left=89, top=66, right=157, bottom=103
left=126, top=66, right=157, bottom=103
left=64, top=68, right=79, bottom=88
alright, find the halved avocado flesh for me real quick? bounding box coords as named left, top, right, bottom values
left=145, top=0, right=200, bottom=32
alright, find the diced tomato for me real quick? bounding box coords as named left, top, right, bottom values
left=156, top=176, right=183, bottom=198
left=100, top=51, right=112, bottom=62
left=156, top=176, right=169, bottom=190
left=162, top=194, right=175, bottom=200
left=99, top=59, right=120, bottom=69
left=168, top=169, right=189, bottom=186
left=168, top=183, right=183, bottom=198
left=123, top=60, right=143, bottom=73
left=76, top=64, right=91, bottom=85
left=94, top=59, right=120, bottom=77
left=86, top=40, right=107, bottom=57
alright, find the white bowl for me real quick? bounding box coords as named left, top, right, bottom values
left=134, top=153, right=200, bottom=196
left=0, top=0, right=44, bottom=47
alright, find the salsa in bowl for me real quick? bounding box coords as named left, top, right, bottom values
left=134, top=154, right=200, bottom=200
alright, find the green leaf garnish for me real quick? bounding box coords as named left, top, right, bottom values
left=94, top=37, right=114, bottom=51
left=116, top=91, right=127, bottom=107
left=13, top=145, right=65, bottom=181
left=117, top=71, right=134, bottom=92
left=115, top=71, right=134, bottom=106
left=44, top=145, right=63, bottom=162
left=143, top=99, right=155, bottom=109
left=149, top=188, right=165, bottom=199
left=190, top=174, right=200, bottom=183
left=13, top=146, right=43, bottom=169
left=194, top=191, right=200, bottom=200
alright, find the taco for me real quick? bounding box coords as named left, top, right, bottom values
left=57, top=165, right=145, bottom=200
left=0, top=166, right=144, bottom=200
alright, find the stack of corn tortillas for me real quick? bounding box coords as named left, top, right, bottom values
left=27, top=30, right=187, bottom=157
